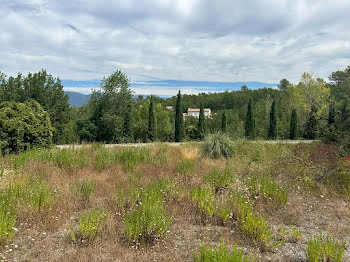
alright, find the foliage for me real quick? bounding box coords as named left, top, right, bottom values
left=268, top=99, right=277, bottom=139
left=0, top=100, right=53, bottom=155
left=112, top=147, right=151, bottom=172
left=72, top=207, right=109, bottom=242
left=245, top=98, right=255, bottom=139
left=0, top=190, right=17, bottom=244
left=198, top=101, right=205, bottom=140
left=194, top=241, right=256, bottom=262
left=177, top=159, right=195, bottom=175
left=186, top=125, right=200, bottom=140
left=190, top=186, right=216, bottom=217
left=175, top=90, right=185, bottom=142
left=221, top=111, right=227, bottom=133
left=304, top=105, right=318, bottom=139
left=202, top=133, right=234, bottom=159
left=290, top=109, right=298, bottom=140
left=306, top=234, right=346, bottom=262
left=71, top=179, right=96, bottom=204
left=204, top=167, right=236, bottom=191
left=148, top=97, right=156, bottom=142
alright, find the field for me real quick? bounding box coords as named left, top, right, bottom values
left=0, top=141, right=349, bottom=261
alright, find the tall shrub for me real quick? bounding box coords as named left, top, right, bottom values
left=198, top=101, right=205, bottom=140
left=175, top=90, right=184, bottom=142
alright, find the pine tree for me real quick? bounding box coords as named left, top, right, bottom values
left=175, top=90, right=184, bottom=142
left=268, top=99, right=277, bottom=139
left=245, top=98, right=255, bottom=139
left=221, top=111, right=227, bottom=133
left=123, top=102, right=132, bottom=142
left=198, top=101, right=205, bottom=140
left=148, top=96, right=156, bottom=141
left=304, top=105, right=317, bottom=139
left=289, top=109, right=297, bottom=140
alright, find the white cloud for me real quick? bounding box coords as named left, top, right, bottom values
left=1, top=0, right=350, bottom=93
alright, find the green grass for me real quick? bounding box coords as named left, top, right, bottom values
left=306, top=234, right=346, bottom=262
left=0, top=190, right=17, bottom=244
left=204, top=167, right=236, bottom=191
left=122, top=180, right=173, bottom=243
left=72, top=207, right=109, bottom=242
left=112, top=147, right=151, bottom=172
left=194, top=241, right=256, bottom=262
left=177, top=159, right=195, bottom=175
left=190, top=186, right=216, bottom=217
left=24, top=178, right=55, bottom=210
left=246, top=174, right=288, bottom=205
left=71, top=179, right=96, bottom=205
left=94, top=148, right=110, bottom=171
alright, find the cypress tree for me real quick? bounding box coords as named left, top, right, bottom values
left=304, top=105, right=317, bottom=139
left=148, top=97, right=156, bottom=141
left=122, top=103, right=132, bottom=142
left=268, top=99, right=277, bottom=139
left=175, top=90, right=184, bottom=142
left=245, top=98, right=255, bottom=139
left=289, top=109, right=297, bottom=140
left=221, top=111, right=227, bottom=133
left=198, top=101, right=205, bottom=140
left=328, top=100, right=335, bottom=125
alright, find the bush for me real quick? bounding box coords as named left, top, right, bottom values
left=71, top=207, right=109, bottom=242
left=306, top=234, right=346, bottom=262
left=194, top=241, right=256, bottom=262
left=202, top=133, right=234, bottom=159
left=0, top=100, right=53, bottom=155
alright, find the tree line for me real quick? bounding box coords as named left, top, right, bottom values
left=0, top=66, right=350, bottom=154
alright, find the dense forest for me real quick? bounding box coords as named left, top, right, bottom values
left=0, top=66, right=350, bottom=154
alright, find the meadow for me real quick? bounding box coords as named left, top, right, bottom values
left=0, top=140, right=349, bottom=261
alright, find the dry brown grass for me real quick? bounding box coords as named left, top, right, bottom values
left=0, top=142, right=349, bottom=262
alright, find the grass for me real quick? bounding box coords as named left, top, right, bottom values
left=121, top=180, right=173, bottom=243
left=306, top=234, right=346, bottom=262
left=71, top=179, right=96, bottom=205
left=71, top=207, right=109, bottom=243
left=190, top=186, right=216, bottom=217
left=194, top=241, right=256, bottom=262
left=246, top=174, right=288, bottom=205
left=0, top=191, right=17, bottom=244
left=177, top=159, right=195, bottom=175
left=204, top=167, right=236, bottom=191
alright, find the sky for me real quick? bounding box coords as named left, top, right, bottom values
left=1, top=0, right=350, bottom=95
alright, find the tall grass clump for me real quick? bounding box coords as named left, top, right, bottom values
left=246, top=174, right=288, bottom=205
left=202, top=133, right=234, bottom=159
left=94, top=147, right=110, bottom=171
left=52, top=148, right=90, bottom=168
left=71, top=207, right=109, bottom=243
left=204, top=167, right=236, bottom=191
left=177, top=159, right=195, bottom=175
left=112, top=147, right=151, bottom=172
left=190, top=186, right=216, bottom=217
left=25, top=179, right=55, bottom=210
left=121, top=180, right=173, bottom=243
left=194, top=241, right=256, bottom=262
left=71, top=179, right=96, bottom=205
left=306, top=234, right=346, bottom=262
left=0, top=191, right=17, bottom=244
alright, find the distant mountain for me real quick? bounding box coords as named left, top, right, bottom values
left=65, top=91, right=89, bottom=107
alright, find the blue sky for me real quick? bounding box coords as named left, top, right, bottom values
left=1, top=0, right=350, bottom=95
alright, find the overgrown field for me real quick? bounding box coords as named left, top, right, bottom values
left=0, top=141, right=349, bottom=261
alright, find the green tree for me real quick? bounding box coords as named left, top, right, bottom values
left=175, top=90, right=184, bottom=142
left=123, top=102, right=133, bottom=142
left=198, top=101, right=205, bottom=140
left=304, top=105, right=318, bottom=139
left=328, top=100, right=335, bottom=125
left=221, top=111, right=227, bottom=133
left=245, top=98, right=255, bottom=139
left=148, top=97, right=156, bottom=141
left=289, top=109, right=298, bottom=140
left=278, top=79, right=290, bottom=91
left=268, top=99, right=277, bottom=139
left=0, top=100, right=53, bottom=154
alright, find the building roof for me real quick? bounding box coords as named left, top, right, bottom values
left=187, top=108, right=211, bottom=112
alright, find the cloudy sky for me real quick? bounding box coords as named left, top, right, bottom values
left=1, top=0, right=350, bottom=95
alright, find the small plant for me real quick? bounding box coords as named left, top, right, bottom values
left=94, top=148, right=110, bottom=171
left=290, top=226, right=302, bottom=243
left=247, top=174, right=288, bottom=205
left=204, top=167, right=236, bottom=191
left=306, top=234, right=346, bottom=262
left=71, top=207, right=109, bottom=242
left=190, top=186, right=216, bottom=217
left=0, top=192, right=17, bottom=244
left=201, top=133, right=234, bottom=159
left=177, top=159, right=195, bottom=175
left=25, top=179, right=55, bottom=210
left=71, top=179, right=96, bottom=205
left=194, top=241, right=256, bottom=262
left=123, top=180, right=172, bottom=243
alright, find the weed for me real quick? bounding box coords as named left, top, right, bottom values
left=25, top=179, right=55, bottom=210
left=72, top=207, right=109, bottom=242
left=204, top=167, right=236, bottom=191
left=202, top=133, right=235, bottom=159
left=0, top=191, right=17, bottom=244
left=71, top=179, right=96, bottom=205
left=246, top=174, right=288, bottom=205
left=112, top=147, right=151, bottom=172
left=94, top=148, right=110, bottom=171
left=306, top=234, right=346, bottom=262
left=190, top=186, right=216, bottom=217
left=177, top=159, right=195, bottom=175
left=194, top=241, right=256, bottom=262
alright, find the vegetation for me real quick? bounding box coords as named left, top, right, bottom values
left=201, top=133, right=234, bottom=159
left=198, top=101, right=205, bottom=140
left=175, top=90, right=184, bottom=142
left=306, top=234, right=346, bottom=262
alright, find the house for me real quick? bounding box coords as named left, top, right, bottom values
left=184, top=108, right=211, bottom=119
left=165, top=106, right=173, bottom=111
